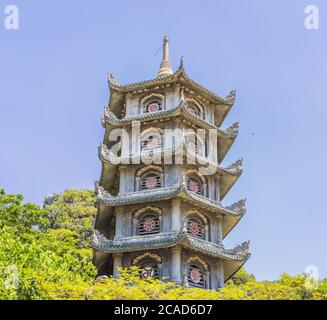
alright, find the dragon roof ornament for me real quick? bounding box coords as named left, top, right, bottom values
left=225, top=122, right=239, bottom=137
left=226, top=199, right=247, bottom=214
left=178, top=56, right=185, bottom=72
left=225, top=90, right=236, bottom=103
left=224, top=159, right=243, bottom=175
left=231, top=241, right=250, bottom=255
left=95, top=182, right=113, bottom=202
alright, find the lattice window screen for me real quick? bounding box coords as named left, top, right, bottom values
left=137, top=213, right=160, bottom=235
left=188, top=264, right=205, bottom=288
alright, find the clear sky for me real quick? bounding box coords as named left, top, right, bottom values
left=0, top=0, right=326, bottom=281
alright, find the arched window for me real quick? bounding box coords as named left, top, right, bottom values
left=141, top=132, right=163, bottom=151
left=187, top=217, right=205, bottom=239
left=187, top=104, right=201, bottom=117
left=187, top=175, right=203, bottom=195
left=186, top=99, right=204, bottom=119
left=188, top=263, right=205, bottom=288
left=138, top=212, right=160, bottom=235
left=136, top=166, right=164, bottom=192
left=185, top=170, right=207, bottom=196
left=141, top=94, right=164, bottom=114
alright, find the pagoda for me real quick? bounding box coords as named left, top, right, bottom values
left=92, top=36, right=250, bottom=289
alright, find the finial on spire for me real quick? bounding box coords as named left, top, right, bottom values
left=178, top=56, right=184, bottom=71
left=157, top=36, right=173, bottom=78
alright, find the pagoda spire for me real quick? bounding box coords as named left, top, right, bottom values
left=157, top=36, right=173, bottom=78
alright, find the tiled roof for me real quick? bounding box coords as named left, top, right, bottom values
left=108, top=67, right=236, bottom=106
left=102, top=102, right=239, bottom=140
left=95, top=181, right=246, bottom=216
left=92, top=229, right=250, bottom=261
left=98, top=143, right=243, bottom=178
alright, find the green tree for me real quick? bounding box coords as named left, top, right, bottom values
left=44, top=189, right=97, bottom=250
left=0, top=189, right=96, bottom=300
left=226, top=268, right=256, bottom=286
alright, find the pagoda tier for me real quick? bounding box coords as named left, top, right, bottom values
left=93, top=230, right=250, bottom=282
left=107, top=62, right=235, bottom=128
left=102, top=103, right=238, bottom=163
left=92, top=36, right=250, bottom=290
left=95, top=182, right=246, bottom=239
left=98, top=143, right=243, bottom=201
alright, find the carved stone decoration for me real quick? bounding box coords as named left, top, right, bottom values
left=225, top=90, right=236, bottom=102
left=225, top=122, right=239, bottom=137
left=148, top=103, right=160, bottom=113
left=186, top=256, right=208, bottom=270
left=133, top=206, right=163, bottom=219
left=143, top=218, right=156, bottom=232
left=190, top=269, right=201, bottom=283
left=226, top=199, right=247, bottom=214
left=99, top=143, right=120, bottom=162
left=93, top=229, right=110, bottom=247
left=188, top=180, right=199, bottom=193
left=189, top=222, right=200, bottom=236
left=225, top=159, right=243, bottom=175
left=132, top=252, right=162, bottom=265
left=108, top=73, right=118, bottom=84
left=95, top=182, right=113, bottom=202
left=232, top=241, right=250, bottom=255
left=145, top=177, right=158, bottom=189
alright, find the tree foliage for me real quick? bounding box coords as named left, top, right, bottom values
left=0, top=188, right=326, bottom=300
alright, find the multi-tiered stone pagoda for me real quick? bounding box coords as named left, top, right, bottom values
left=92, top=36, right=250, bottom=289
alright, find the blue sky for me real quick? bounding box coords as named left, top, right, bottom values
left=0, top=0, right=326, bottom=281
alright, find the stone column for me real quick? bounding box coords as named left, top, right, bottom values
left=131, top=121, right=141, bottom=163
left=216, top=176, right=221, bottom=202
left=113, top=253, right=123, bottom=278
left=216, top=262, right=224, bottom=289
left=170, top=247, right=182, bottom=282
left=114, top=207, right=125, bottom=239
left=171, top=198, right=181, bottom=232
left=125, top=93, right=131, bottom=117
left=217, top=216, right=223, bottom=244
left=132, top=217, right=138, bottom=236
left=210, top=216, right=218, bottom=244
left=118, top=166, right=126, bottom=194
left=204, top=224, right=209, bottom=241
